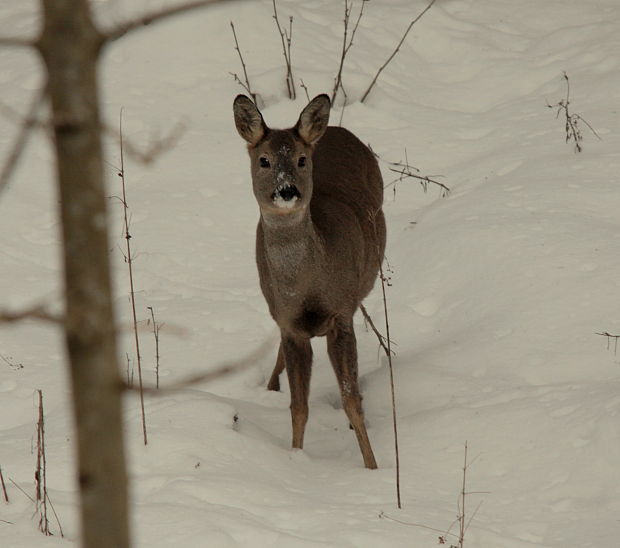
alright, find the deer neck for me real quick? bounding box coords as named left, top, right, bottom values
left=260, top=207, right=324, bottom=289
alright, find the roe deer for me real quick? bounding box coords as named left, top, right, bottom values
left=233, top=94, right=386, bottom=469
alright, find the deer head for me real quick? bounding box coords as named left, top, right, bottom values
left=233, top=94, right=330, bottom=223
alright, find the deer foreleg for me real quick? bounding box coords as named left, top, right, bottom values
left=281, top=334, right=313, bottom=450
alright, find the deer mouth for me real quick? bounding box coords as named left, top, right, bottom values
left=271, top=183, right=301, bottom=209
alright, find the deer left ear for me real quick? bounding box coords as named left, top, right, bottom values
left=295, top=94, right=330, bottom=145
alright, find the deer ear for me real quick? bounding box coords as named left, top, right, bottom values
left=295, top=94, right=330, bottom=145
left=233, top=95, right=267, bottom=146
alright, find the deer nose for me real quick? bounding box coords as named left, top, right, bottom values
left=272, top=182, right=301, bottom=202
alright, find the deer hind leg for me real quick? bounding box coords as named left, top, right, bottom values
left=327, top=318, right=378, bottom=469
left=267, top=343, right=286, bottom=391
left=281, top=334, right=313, bottom=450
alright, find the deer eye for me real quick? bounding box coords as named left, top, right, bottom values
left=297, top=156, right=306, bottom=168
left=259, top=157, right=271, bottom=168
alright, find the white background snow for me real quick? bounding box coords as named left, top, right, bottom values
left=1, top=0, right=619, bottom=546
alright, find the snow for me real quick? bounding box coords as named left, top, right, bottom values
left=1, top=0, right=620, bottom=546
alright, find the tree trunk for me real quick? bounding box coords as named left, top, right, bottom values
left=37, top=1, right=130, bottom=546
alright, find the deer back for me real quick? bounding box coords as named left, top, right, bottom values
left=310, top=126, right=385, bottom=301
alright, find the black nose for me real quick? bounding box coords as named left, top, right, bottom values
left=273, top=183, right=301, bottom=202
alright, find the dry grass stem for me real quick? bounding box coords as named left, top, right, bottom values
left=230, top=21, right=256, bottom=101
left=119, top=110, right=148, bottom=446
left=105, top=0, right=236, bottom=43
left=331, top=0, right=367, bottom=106
left=379, top=259, right=401, bottom=509
left=546, top=72, right=601, bottom=153
left=300, top=79, right=311, bottom=102
left=272, top=0, right=296, bottom=100
left=597, top=331, right=619, bottom=355
left=147, top=307, right=163, bottom=389
left=35, top=390, right=50, bottom=536
left=0, top=466, right=8, bottom=502
left=381, top=443, right=486, bottom=547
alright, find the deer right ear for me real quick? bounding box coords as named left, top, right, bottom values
left=233, top=95, right=267, bottom=146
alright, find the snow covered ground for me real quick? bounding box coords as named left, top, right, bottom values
left=1, top=0, right=620, bottom=546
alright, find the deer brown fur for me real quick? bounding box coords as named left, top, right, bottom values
left=233, top=94, right=386, bottom=469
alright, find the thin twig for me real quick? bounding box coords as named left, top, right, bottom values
left=387, top=164, right=450, bottom=196
left=9, top=479, right=35, bottom=503
left=372, top=147, right=450, bottom=197
left=230, top=22, right=256, bottom=101
left=458, top=441, right=468, bottom=547
left=105, top=0, right=236, bottom=43
left=119, top=110, right=148, bottom=446
left=332, top=0, right=352, bottom=105
left=300, top=79, right=311, bottom=102
left=359, top=303, right=395, bottom=357
left=464, top=500, right=483, bottom=537
left=46, top=492, right=64, bottom=538
left=126, top=353, right=134, bottom=388
left=337, top=81, right=348, bottom=126
left=361, top=0, right=437, bottom=103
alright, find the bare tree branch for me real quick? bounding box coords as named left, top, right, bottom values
left=0, top=37, right=34, bottom=48
left=123, top=337, right=274, bottom=394
left=361, top=0, right=437, bottom=103
left=104, top=119, right=187, bottom=165
left=104, top=0, right=236, bottom=43
left=0, top=87, right=47, bottom=197
left=0, top=304, right=63, bottom=325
